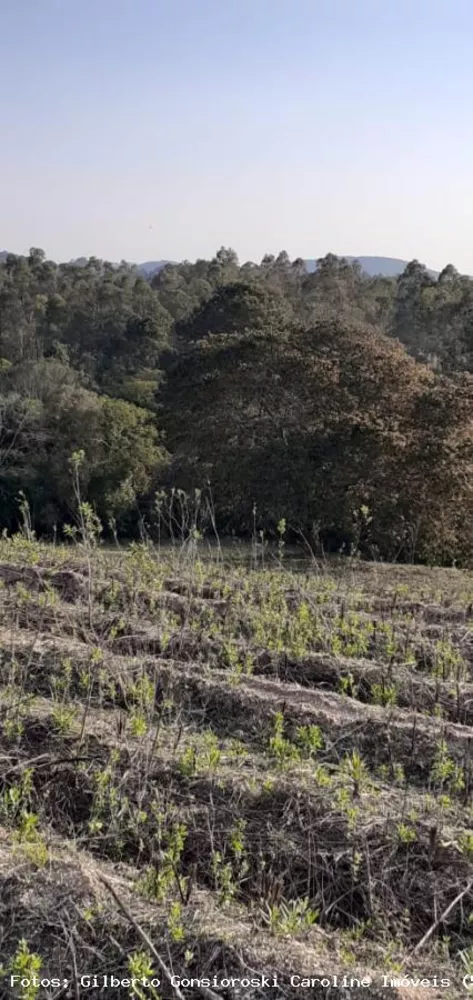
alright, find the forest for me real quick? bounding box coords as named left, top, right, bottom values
left=1, top=245, right=473, bottom=564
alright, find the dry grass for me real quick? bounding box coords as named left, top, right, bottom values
left=1, top=537, right=473, bottom=998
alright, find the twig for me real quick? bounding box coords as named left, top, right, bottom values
left=59, top=916, right=80, bottom=1000
left=0, top=755, right=94, bottom=777
left=409, top=877, right=473, bottom=956
left=98, top=875, right=223, bottom=1000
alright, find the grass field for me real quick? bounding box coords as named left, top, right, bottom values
left=1, top=535, right=473, bottom=998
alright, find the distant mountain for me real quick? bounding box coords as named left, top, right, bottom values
left=62, top=257, right=172, bottom=276
left=304, top=256, right=439, bottom=279
left=66, top=257, right=173, bottom=276
left=67, top=257, right=88, bottom=267
left=0, top=251, right=174, bottom=279
left=136, top=255, right=440, bottom=279
left=137, top=260, right=174, bottom=276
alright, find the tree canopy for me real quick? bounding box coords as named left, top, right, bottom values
left=1, top=244, right=473, bottom=562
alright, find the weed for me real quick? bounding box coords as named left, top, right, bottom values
left=430, top=740, right=464, bottom=796
left=262, top=896, right=319, bottom=936
left=212, top=850, right=238, bottom=905
left=295, top=724, right=324, bottom=756
left=128, top=952, right=162, bottom=1000
left=51, top=704, right=77, bottom=733
left=2, top=939, right=42, bottom=1000
left=341, top=750, right=369, bottom=798
left=371, top=680, right=398, bottom=707
left=339, top=672, right=359, bottom=699
left=268, top=712, right=301, bottom=767
left=138, top=820, right=188, bottom=903
left=396, top=823, right=417, bottom=845
left=0, top=769, right=34, bottom=827
left=167, top=900, right=185, bottom=942
left=178, top=731, right=221, bottom=777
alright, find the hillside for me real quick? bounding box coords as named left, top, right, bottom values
left=2, top=242, right=473, bottom=995
left=1, top=539, right=473, bottom=997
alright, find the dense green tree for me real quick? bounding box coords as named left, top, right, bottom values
left=173, top=280, right=293, bottom=346
left=391, top=259, right=435, bottom=357
left=0, top=251, right=171, bottom=394
left=0, top=358, right=166, bottom=532
left=2, top=245, right=473, bottom=562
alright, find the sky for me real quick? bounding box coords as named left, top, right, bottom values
left=1, top=0, right=473, bottom=271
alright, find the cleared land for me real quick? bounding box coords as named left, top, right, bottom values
left=1, top=539, right=473, bottom=998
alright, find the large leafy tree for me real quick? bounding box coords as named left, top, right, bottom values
left=0, top=359, right=167, bottom=532
left=161, top=283, right=439, bottom=552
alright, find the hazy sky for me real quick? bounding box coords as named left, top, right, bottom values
left=2, top=0, right=473, bottom=270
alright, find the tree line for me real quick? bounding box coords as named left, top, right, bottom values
left=1, top=245, right=473, bottom=564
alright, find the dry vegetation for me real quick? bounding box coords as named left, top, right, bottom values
left=2, top=533, right=473, bottom=998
